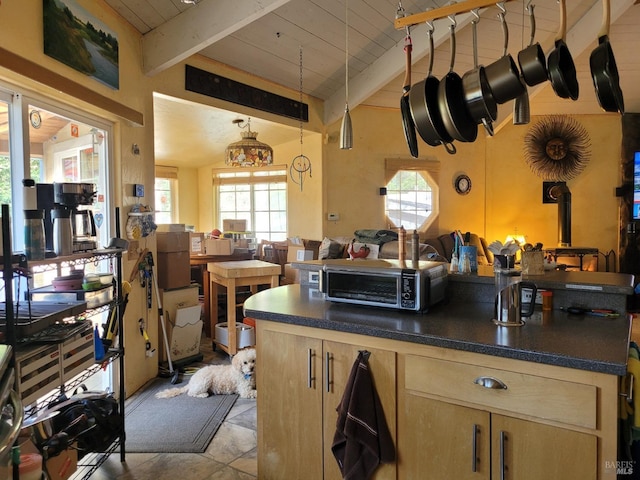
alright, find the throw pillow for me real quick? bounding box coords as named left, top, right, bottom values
left=319, top=237, right=346, bottom=259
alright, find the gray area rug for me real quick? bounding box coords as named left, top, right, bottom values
left=124, top=377, right=238, bottom=453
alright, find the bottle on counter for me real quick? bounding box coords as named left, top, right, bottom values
left=450, top=251, right=459, bottom=273
left=398, top=226, right=406, bottom=261
left=24, top=209, right=45, bottom=260
left=23, top=178, right=45, bottom=260
left=411, top=229, right=420, bottom=262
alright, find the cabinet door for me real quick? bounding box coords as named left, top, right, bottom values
left=491, top=414, right=597, bottom=480
left=257, top=329, right=323, bottom=480
left=398, top=395, right=490, bottom=479
left=323, top=341, right=397, bottom=480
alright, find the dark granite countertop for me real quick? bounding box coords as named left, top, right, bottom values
left=244, top=284, right=631, bottom=376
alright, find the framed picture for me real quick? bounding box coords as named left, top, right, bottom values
left=43, top=0, right=119, bottom=89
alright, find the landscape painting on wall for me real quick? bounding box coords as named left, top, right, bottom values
left=43, top=0, right=119, bottom=89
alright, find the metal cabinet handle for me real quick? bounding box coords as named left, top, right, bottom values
left=472, top=424, right=479, bottom=472
left=325, top=351, right=333, bottom=393
left=474, top=376, right=508, bottom=390
left=307, top=349, right=316, bottom=389
left=499, top=431, right=507, bottom=480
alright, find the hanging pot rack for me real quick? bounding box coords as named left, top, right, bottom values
left=394, top=0, right=515, bottom=29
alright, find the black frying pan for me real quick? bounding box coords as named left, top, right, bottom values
left=438, top=19, right=477, bottom=143
left=401, top=33, right=419, bottom=158
left=517, top=3, right=548, bottom=87
left=409, top=22, right=456, bottom=154
left=462, top=11, right=497, bottom=136
left=589, top=0, right=624, bottom=113
left=547, top=0, right=579, bottom=101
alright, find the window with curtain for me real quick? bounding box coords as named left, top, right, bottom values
left=384, top=158, right=440, bottom=233
left=213, top=165, right=287, bottom=241
left=155, top=165, right=178, bottom=224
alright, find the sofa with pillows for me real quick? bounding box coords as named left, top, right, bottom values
left=311, top=230, right=492, bottom=264
left=265, top=230, right=493, bottom=284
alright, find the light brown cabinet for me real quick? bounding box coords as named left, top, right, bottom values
left=401, top=395, right=597, bottom=479
left=257, top=322, right=396, bottom=480
left=256, top=321, right=619, bottom=479
left=398, top=351, right=616, bottom=479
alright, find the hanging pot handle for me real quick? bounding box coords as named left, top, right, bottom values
left=527, top=2, right=536, bottom=47
left=447, top=15, right=456, bottom=73
left=471, top=9, right=480, bottom=69
left=426, top=19, right=434, bottom=76
left=497, top=3, right=508, bottom=58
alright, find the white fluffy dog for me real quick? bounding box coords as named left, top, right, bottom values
left=155, top=348, right=257, bottom=399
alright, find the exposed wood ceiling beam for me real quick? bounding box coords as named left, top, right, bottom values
left=142, top=0, right=293, bottom=76
left=324, top=11, right=478, bottom=126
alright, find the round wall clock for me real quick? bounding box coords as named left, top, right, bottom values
left=454, top=174, right=471, bottom=195
left=29, top=110, right=41, bottom=129
left=524, top=115, right=591, bottom=180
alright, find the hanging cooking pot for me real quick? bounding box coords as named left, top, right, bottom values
left=517, top=2, right=548, bottom=87
left=409, top=20, right=456, bottom=154
left=484, top=5, right=525, bottom=104
left=399, top=20, right=418, bottom=158
left=547, top=0, right=579, bottom=100
left=461, top=9, right=497, bottom=136
left=589, top=0, right=624, bottom=113
left=437, top=16, right=477, bottom=143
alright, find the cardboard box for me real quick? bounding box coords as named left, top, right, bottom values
left=159, top=285, right=199, bottom=363
left=287, top=245, right=314, bottom=263
left=157, top=231, right=190, bottom=252
left=47, top=446, right=78, bottom=480
left=157, top=251, right=191, bottom=289
left=205, top=238, right=234, bottom=255
left=223, top=219, right=247, bottom=232
left=13, top=438, right=77, bottom=480
left=283, top=264, right=300, bottom=284
left=157, top=223, right=186, bottom=232
left=189, top=232, right=205, bottom=254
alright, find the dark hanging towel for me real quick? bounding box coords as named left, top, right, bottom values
left=331, top=350, right=395, bottom=480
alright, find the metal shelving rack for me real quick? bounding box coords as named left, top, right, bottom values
left=1, top=205, right=126, bottom=479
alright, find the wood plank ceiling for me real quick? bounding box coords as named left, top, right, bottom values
left=103, top=0, right=640, bottom=167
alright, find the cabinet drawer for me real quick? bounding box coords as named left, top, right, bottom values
left=404, top=355, right=596, bottom=429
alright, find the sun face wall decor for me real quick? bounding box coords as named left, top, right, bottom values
left=523, top=115, right=592, bottom=180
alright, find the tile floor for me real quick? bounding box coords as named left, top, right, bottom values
left=90, top=338, right=257, bottom=480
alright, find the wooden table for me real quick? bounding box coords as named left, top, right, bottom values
left=190, top=252, right=253, bottom=338
left=207, top=260, right=280, bottom=354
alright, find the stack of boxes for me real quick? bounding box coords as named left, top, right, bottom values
left=156, top=231, right=191, bottom=289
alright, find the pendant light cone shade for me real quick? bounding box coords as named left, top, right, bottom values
left=513, top=86, right=530, bottom=125
left=340, top=104, right=353, bottom=150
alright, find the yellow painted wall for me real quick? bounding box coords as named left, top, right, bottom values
left=0, top=0, right=158, bottom=396
left=0, top=0, right=627, bottom=399
left=323, top=106, right=622, bottom=271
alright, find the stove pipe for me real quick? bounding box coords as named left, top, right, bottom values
left=550, top=184, right=571, bottom=247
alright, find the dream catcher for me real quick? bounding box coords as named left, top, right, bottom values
left=523, top=115, right=591, bottom=180
left=290, top=46, right=311, bottom=191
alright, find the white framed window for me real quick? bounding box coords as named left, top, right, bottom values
left=213, top=165, right=287, bottom=241
left=385, top=158, right=440, bottom=232
left=155, top=165, right=178, bottom=224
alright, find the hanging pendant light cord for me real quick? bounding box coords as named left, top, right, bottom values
left=345, top=0, right=349, bottom=105
left=299, top=46, right=304, bottom=154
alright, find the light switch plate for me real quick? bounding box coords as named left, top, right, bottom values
left=134, top=184, right=145, bottom=197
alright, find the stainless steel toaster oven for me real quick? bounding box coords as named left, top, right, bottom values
left=319, top=259, right=448, bottom=312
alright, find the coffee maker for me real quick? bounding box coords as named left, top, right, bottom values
left=52, top=182, right=98, bottom=252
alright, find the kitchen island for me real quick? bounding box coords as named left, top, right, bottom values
left=244, top=282, right=632, bottom=479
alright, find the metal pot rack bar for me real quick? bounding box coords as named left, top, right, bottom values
left=394, top=0, right=515, bottom=29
